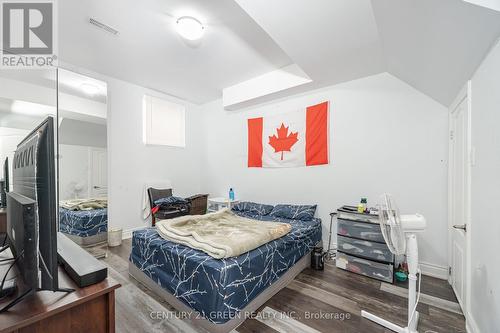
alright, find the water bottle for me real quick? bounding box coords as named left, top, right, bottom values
left=229, top=188, right=235, bottom=201
left=358, top=198, right=367, bottom=213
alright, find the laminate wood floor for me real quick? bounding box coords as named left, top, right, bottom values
left=102, top=239, right=465, bottom=333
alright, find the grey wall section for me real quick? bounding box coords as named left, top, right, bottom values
left=58, top=144, right=97, bottom=200
left=59, top=118, right=107, bottom=148
left=470, top=40, right=500, bottom=333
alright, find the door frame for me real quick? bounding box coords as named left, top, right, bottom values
left=88, top=147, right=108, bottom=197
left=447, top=81, right=472, bottom=320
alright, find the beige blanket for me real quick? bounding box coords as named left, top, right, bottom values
left=60, top=198, right=108, bottom=211
left=156, top=209, right=291, bottom=259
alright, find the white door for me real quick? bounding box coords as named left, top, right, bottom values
left=449, top=95, right=469, bottom=310
left=89, top=148, right=107, bottom=197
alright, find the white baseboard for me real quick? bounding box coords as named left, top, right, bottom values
left=466, top=311, right=481, bottom=333
left=122, top=225, right=146, bottom=240
left=419, top=262, right=449, bottom=280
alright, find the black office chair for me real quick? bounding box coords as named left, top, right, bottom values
left=147, top=188, right=190, bottom=226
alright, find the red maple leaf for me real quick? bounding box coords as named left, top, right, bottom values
left=268, top=123, right=299, bottom=160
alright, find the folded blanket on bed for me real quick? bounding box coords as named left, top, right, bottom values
left=60, top=198, right=108, bottom=211
left=155, top=208, right=291, bottom=259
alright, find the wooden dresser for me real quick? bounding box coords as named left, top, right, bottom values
left=0, top=240, right=120, bottom=333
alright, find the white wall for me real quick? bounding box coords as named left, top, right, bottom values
left=59, top=144, right=90, bottom=200
left=58, top=118, right=108, bottom=200
left=59, top=119, right=107, bottom=148
left=199, top=73, right=449, bottom=273
left=59, top=144, right=108, bottom=200
left=62, top=64, right=450, bottom=273
left=59, top=63, right=204, bottom=235
left=106, top=78, right=203, bottom=234
left=0, top=127, right=30, bottom=188
left=469, top=40, right=500, bottom=332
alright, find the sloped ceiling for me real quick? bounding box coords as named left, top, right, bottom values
left=463, top=0, right=500, bottom=12
left=234, top=0, right=385, bottom=89
left=372, top=0, right=500, bottom=105
left=235, top=0, right=500, bottom=106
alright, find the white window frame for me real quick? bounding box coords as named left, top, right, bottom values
left=142, top=95, right=186, bottom=147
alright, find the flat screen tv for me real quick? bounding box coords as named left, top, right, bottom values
left=1, top=117, right=69, bottom=313
left=3, top=157, right=8, bottom=193
left=0, top=157, right=7, bottom=207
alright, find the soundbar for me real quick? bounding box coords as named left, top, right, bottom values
left=57, top=232, right=107, bottom=287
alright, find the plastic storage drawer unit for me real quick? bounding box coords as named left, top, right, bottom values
left=336, top=252, right=394, bottom=283
left=337, top=218, right=385, bottom=243
left=337, top=235, right=394, bottom=263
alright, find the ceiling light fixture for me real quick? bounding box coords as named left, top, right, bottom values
left=80, top=83, right=100, bottom=95
left=176, top=16, right=205, bottom=41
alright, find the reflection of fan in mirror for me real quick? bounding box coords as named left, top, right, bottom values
left=68, top=181, right=85, bottom=199
left=362, top=194, right=426, bottom=333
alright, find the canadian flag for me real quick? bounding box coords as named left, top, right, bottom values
left=248, top=101, right=329, bottom=168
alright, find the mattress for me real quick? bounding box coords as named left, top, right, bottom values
left=59, top=207, right=108, bottom=237
left=130, top=211, right=322, bottom=324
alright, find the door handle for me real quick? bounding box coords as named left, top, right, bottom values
left=453, top=224, right=467, bottom=232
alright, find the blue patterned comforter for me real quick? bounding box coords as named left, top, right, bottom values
left=130, top=211, right=322, bottom=324
left=59, top=207, right=108, bottom=237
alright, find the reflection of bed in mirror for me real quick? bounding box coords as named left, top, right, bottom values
left=59, top=198, right=108, bottom=246
left=57, top=68, right=108, bottom=248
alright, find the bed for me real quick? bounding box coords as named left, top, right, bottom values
left=59, top=207, right=108, bottom=245
left=128, top=205, right=322, bottom=333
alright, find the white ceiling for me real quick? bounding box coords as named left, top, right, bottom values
left=236, top=0, right=500, bottom=106
left=464, top=0, right=500, bottom=12
left=0, top=69, right=107, bottom=103
left=234, top=0, right=385, bottom=88
left=58, top=0, right=292, bottom=104
left=58, top=0, right=500, bottom=106
left=58, top=69, right=107, bottom=104
left=372, top=0, right=500, bottom=105
left=0, top=70, right=107, bottom=130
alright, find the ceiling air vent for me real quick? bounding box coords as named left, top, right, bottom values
left=89, top=18, right=119, bottom=36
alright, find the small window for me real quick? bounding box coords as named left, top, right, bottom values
left=143, top=95, right=185, bottom=147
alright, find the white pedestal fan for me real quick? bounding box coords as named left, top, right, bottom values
left=361, top=194, right=426, bottom=333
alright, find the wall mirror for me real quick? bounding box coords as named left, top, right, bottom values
left=57, top=68, right=108, bottom=257
left=0, top=69, right=57, bottom=226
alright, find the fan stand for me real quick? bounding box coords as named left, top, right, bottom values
left=361, top=233, right=420, bottom=333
